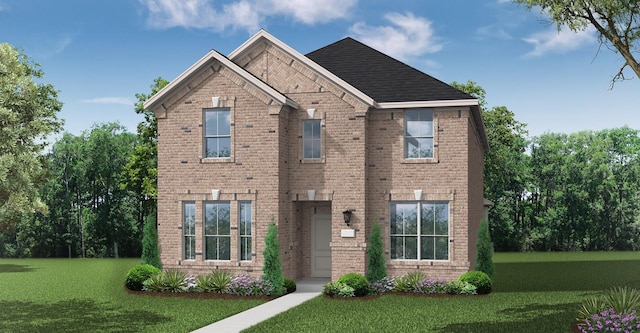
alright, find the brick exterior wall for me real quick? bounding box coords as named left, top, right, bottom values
left=152, top=39, right=485, bottom=282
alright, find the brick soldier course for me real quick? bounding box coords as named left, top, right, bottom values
left=144, top=30, right=489, bottom=282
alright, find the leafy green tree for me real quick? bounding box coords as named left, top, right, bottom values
left=141, top=213, right=161, bottom=269
left=121, top=77, right=169, bottom=227
left=514, top=0, right=640, bottom=83
left=0, top=43, right=63, bottom=233
left=366, top=222, right=386, bottom=282
left=475, top=220, right=494, bottom=277
left=262, top=221, right=284, bottom=296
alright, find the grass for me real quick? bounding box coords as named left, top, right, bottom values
left=0, top=258, right=265, bottom=333
left=243, top=252, right=640, bottom=333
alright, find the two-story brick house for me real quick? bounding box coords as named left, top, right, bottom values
left=144, top=30, right=488, bottom=281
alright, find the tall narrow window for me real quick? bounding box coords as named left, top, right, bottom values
left=239, top=201, right=252, bottom=261
left=204, top=202, right=230, bottom=260
left=390, top=201, right=449, bottom=260
left=204, top=109, right=231, bottom=158
left=404, top=109, right=433, bottom=158
left=303, top=120, right=321, bottom=159
left=183, top=202, right=196, bottom=260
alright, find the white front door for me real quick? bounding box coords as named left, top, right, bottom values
left=311, top=213, right=331, bottom=277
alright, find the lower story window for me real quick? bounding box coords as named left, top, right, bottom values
left=390, top=201, right=449, bottom=260
left=183, top=202, right=196, bottom=260
left=239, top=201, right=252, bottom=261
left=204, top=201, right=231, bottom=260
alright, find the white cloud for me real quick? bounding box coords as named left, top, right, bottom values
left=83, top=97, right=135, bottom=106
left=139, top=0, right=357, bottom=33
left=523, top=25, right=596, bottom=57
left=477, top=25, right=512, bottom=40
left=54, top=37, right=72, bottom=55
left=348, top=12, right=442, bottom=61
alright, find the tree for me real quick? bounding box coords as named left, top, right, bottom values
left=120, top=77, right=169, bottom=227
left=0, top=43, right=64, bottom=233
left=365, top=222, right=386, bottom=282
left=141, top=213, right=161, bottom=269
left=262, top=221, right=284, bottom=296
left=514, top=0, right=640, bottom=83
left=475, top=220, right=494, bottom=277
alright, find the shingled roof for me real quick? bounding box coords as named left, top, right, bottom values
left=306, top=37, right=474, bottom=103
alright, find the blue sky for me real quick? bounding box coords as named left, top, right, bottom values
left=1, top=0, right=638, bottom=139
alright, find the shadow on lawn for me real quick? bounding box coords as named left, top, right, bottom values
left=0, top=299, right=170, bottom=332
left=439, top=302, right=580, bottom=333
left=0, top=264, right=36, bottom=273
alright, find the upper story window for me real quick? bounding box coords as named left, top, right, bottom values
left=204, top=109, right=231, bottom=158
left=303, top=120, right=321, bottom=159
left=390, top=201, right=449, bottom=260
left=404, top=109, right=433, bottom=159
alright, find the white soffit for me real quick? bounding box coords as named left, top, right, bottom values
left=376, top=99, right=480, bottom=110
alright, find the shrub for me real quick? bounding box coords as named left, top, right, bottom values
left=227, top=275, right=275, bottom=296
left=337, top=273, right=370, bottom=297
left=459, top=271, right=492, bottom=294
left=283, top=278, right=296, bottom=294
left=141, top=214, right=162, bottom=269
left=162, top=269, right=188, bottom=292
left=194, top=274, right=216, bottom=293
left=125, top=264, right=161, bottom=291
left=365, top=223, right=386, bottom=283
left=474, top=219, right=494, bottom=278
left=578, top=309, right=640, bottom=333
left=370, top=277, right=395, bottom=295
left=262, top=222, right=285, bottom=296
left=210, top=270, right=234, bottom=293
left=444, top=280, right=477, bottom=295
left=322, top=282, right=353, bottom=298
left=603, top=286, right=640, bottom=316
left=143, top=273, right=165, bottom=292
left=414, top=278, right=448, bottom=294
left=577, top=296, right=606, bottom=322
left=393, top=271, right=425, bottom=293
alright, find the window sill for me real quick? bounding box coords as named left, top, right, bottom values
left=200, top=157, right=234, bottom=164
left=401, top=158, right=438, bottom=164
left=300, top=158, right=325, bottom=164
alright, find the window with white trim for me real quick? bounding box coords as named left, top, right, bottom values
left=404, top=109, right=434, bottom=158
left=239, top=201, right=252, bottom=261
left=303, top=119, right=321, bottom=159
left=204, top=109, right=231, bottom=158
left=183, top=202, right=196, bottom=260
left=204, top=201, right=230, bottom=260
left=390, top=201, right=449, bottom=260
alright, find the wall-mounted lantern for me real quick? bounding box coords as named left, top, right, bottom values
left=342, top=209, right=354, bottom=227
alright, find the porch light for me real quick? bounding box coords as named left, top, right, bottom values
left=342, top=210, right=353, bottom=226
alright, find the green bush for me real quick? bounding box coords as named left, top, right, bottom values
left=474, top=219, right=494, bottom=277
left=125, top=264, right=161, bottom=291
left=322, top=281, right=353, bottom=298
left=337, top=273, right=370, bottom=297
left=210, top=270, right=234, bottom=293
left=143, top=273, right=165, bottom=292
left=393, top=271, right=425, bottom=292
left=603, top=286, right=640, bottom=316
left=444, top=280, right=477, bottom=295
left=141, top=214, right=162, bottom=269
left=365, top=223, right=386, bottom=282
left=262, top=222, right=285, bottom=296
left=162, top=269, right=188, bottom=293
left=194, top=274, right=216, bottom=293
left=459, top=271, right=492, bottom=294
left=283, top=278, right=296, bottom=294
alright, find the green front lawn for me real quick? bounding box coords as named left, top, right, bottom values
left=243, top=252, right=640, bottom=333
left=0, top=258, right=264, bottom=332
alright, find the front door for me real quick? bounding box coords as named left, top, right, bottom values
left=311, top=213, right=331, bottom=277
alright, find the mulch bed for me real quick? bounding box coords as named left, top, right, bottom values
left=124, top=287, right=277, bottom=301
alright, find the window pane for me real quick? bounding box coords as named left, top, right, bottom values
left=405, top=237, right=418, bottom=259
left=435, top=236, right=449, bottom=260
left=218, top=203, right=230, bottom=235
left=434, top=203, right=448, bottom=235
left=239, top=202, right=251, bottom=236
left=218, top=111, right=230, bottom=136
left=391, top=203, right=416, bottom=235
left=219, top=137, right=231, bottom=157
left=240, top=237, right=251, bottom=261
left=417, top=138, right=433, bottom=158
left=204, top=203, right=217, bottom=235
left=206, top=138, right=218, bottom=158
left=421, top=236, right=434, bottom=260
left=421, top=202, right=435, bottom=235
left=303, top=120, right=321, bottom=159
left=205, top=111, right=219, bottom=136
left=219, top=236, right=230, bottom=260
left=390, top=236, right=402, bottom=259
left=184, top=236, right=195, bottom=260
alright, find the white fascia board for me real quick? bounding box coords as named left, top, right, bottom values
left=376, top=99, right=479, bottom=110
left=229, top=30, right=375, bottom=107
left=144, top=49, right=298, bottom=111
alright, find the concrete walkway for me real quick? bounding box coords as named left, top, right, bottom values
left=192, top=278, right=328, bottom=333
